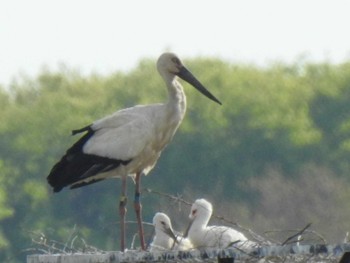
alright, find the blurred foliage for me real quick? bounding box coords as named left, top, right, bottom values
left=1, top=57, right=350, bottom=262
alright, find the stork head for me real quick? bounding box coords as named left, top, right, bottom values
left=184, top=198, right=213, bottom=237
left=189, top=198, right=213, bottom=220
left=157, top=52, right=184, bottom=75
left=153, top=212, right=177, bottom=241
left=157, top=52, right=222, bottom=105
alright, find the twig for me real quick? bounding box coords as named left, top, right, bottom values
left=281, top=223, right=312, bottom=245
left=26, top=228, right=103, bottom=255
left=144, top=188, right=192, bottom=206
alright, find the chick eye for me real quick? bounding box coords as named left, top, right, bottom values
left=192, top=209, right=197, bottom=215
left=161, top=221, right=166, bottom=226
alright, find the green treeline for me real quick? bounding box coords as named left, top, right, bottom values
left=1, top=57, right=350, bottom=262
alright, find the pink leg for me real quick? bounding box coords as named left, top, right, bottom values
left=134, top=172, right=146, bottom=250
left=119, top=175, right=127, bottom=251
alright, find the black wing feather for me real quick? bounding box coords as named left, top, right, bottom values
left=70, top=179, right=104, bottom=189
left=47, top=125, right=131, bottom=192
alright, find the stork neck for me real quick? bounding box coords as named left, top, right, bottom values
left=166, top=78, right=186, bottom=108
left=155, top=227, right=163, bottom=236
left=191, top=214, right=210, bottom=232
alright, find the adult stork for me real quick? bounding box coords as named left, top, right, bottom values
left=47, top=52, right=221, bottom=251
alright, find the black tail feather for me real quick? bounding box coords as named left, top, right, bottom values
left=70, top=178, right=104, bottom=189
left=47, top=126, right=131, bottom=192
left=71, top=125, right=93, bottom=136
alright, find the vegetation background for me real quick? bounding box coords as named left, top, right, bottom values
left=1, top=56, right=350, bottom=262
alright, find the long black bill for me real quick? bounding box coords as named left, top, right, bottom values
left=183, top=218, right=194, bottom=238
left=163, top=227, right=179, bottom=244
left=177, top=66, right=222, bottom=105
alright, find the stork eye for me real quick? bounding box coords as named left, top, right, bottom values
left=161, top=221, right=166, bottom=226
left=192, top=209, right=197, bottom=215
left=171, top=57, right=181, bottom=66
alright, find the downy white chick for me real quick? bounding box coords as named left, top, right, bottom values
left=186, top=199, right=256, bottom=249
left=150, top=212, right=193, bottom=252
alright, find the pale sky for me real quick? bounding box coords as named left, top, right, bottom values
left=1, top=0, right=350, bottom=87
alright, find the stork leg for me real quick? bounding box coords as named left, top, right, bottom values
left=119, top=175, right=127, bottom=251
left=134, top=172, right=146, bottom=250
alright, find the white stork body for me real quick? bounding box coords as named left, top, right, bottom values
left=76, top=102, right=185, bottom=186
left=186, top=199, right=255, bottom=250
left=150, top=212, right=193, bottom=252
left=47, top=53, right=221, bottom=251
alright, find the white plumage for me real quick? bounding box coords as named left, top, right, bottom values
left=150, top=212, right=193, bottom=252
left=81, top=104, right=173, bottom=180
left=47, top=53, right=221, bottom=251
left=186, top=199, right=256, bottom=249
